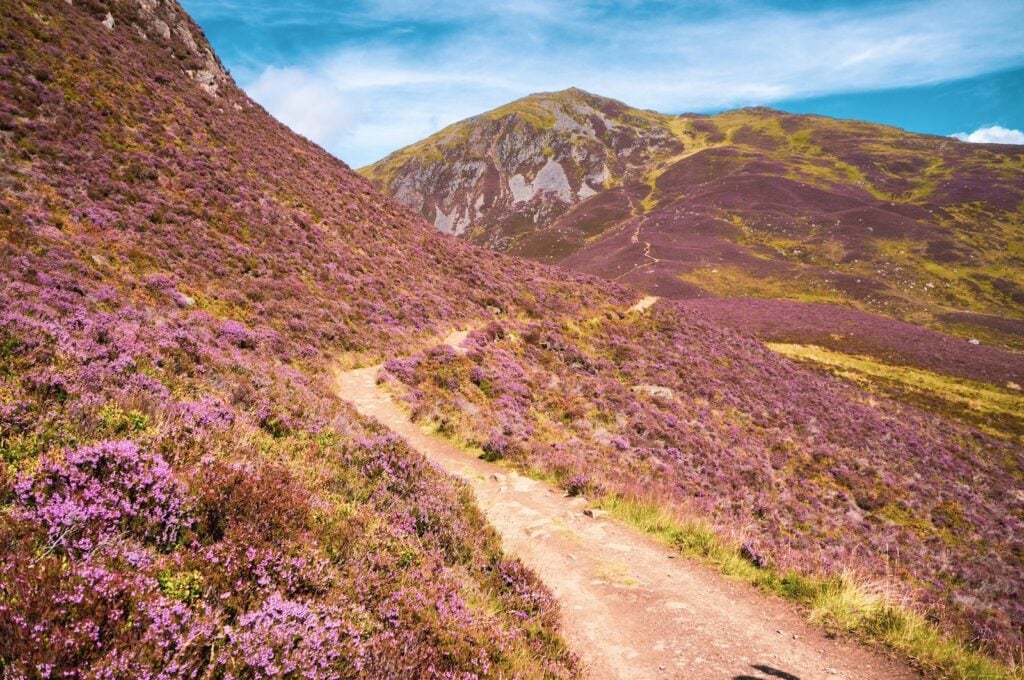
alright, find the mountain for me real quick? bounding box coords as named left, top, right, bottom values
left=0, top=1, right=614, bottom=675
left=1, top=0, right=1021, bottom=675
left=363, top=90, right=1024, bottom=349
left=363, top=88, right=683, bottom=246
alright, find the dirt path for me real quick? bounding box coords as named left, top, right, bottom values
left=616, top=217, right=661, bottom=282
left=333, top=319, right=916, bottom=680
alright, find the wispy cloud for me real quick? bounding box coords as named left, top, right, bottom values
left=951, top=125, right=1024, bottom=144
left=184, top=0, right=1024, bottom=165
left=247, top=67, right=357, bottom=146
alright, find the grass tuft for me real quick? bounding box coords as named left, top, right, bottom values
left=592, top=493, right=1021, bottom=680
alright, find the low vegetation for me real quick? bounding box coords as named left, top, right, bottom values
left=0, top=0, right=626, bottom=673
left=381, top=304, right=1023, bottom=670
left=0, top=257, right=580, bottom=677
left=767, top=343, right=1024, bottom=440
left=3, top=0, right=1020, bottom=676
left=592, top=494, right=1019, bottom=680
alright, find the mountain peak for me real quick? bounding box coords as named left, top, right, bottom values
left=363, top=87, right=682, bottom=242
left=365, top=90, right=1024, bottom=338
left=506, top=87, right=640, bottom=119
left=521, top=86, right=595, bottom=100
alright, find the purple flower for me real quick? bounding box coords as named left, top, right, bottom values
left=14, top=441, right=186, bottom=555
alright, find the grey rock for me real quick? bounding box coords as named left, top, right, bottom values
left=631, top=384, right=674, bottom=401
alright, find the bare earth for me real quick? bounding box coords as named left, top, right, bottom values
left=334, top=306, right=918, bottom=680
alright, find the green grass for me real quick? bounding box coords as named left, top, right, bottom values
left=676, top=264, right=854, bottom=307
left=591, top=493, right=1021, bottom=680
left=767, top=343, right=1024, bottom=440
left=412, top=400, right=1021, bottom=678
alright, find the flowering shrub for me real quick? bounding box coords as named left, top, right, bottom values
left=384, top=304, right=1024, bottom=660
left=0, top=0, right=610, bottom=674
left=218, top=319, right=255, bottom=349
left=564, top=473, right=590, bottom=497
left=8, top=0, right=1018, bottom=671
left=495, top=558, right=559, bottom=626
left=14, top=440, right=186, bottom=555
left=215, top=593, right=364, bottom=678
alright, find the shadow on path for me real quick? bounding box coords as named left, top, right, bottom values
left=734, top=663, right=801, bottom=680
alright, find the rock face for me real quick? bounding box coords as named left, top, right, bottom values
left=630, top=384, right=674, bottom=402
left=364, top=93, right=1024, bottom=346
left=364, top=89, right=682, bottom=249
left=79, top=0, right=233, bottom=96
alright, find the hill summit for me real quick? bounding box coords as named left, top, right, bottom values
left=364, top=89, right=1024, bottom=347
left=363, top=87, right=684, bottom=243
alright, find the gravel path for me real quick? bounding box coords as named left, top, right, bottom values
left=333, top=304, right=917, bottom=680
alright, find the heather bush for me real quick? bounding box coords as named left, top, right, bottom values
left=188, top=460, right=311, bottom=545
left=214, top=593, right=364, bottom=678
left=494, top=557, right=559, bottom=627
left=0, top=516, right=217, bottom=679
left=14, top=440, right=186, bottom=555
left=11, top=0, right=1018, bottom=672
left=0, top=0, right=608, bottom=670
left=563, top=473, right=590, bottom=497
left=384, top=305, right=1024, bottom=660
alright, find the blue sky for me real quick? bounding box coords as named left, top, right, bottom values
left=180, top=0, right=1024, bottom=167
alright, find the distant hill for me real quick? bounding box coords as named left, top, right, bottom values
left=363, top=89, right=1024, bottom=348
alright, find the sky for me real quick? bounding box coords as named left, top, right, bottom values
left=180, top=0, right=1024, bottom=167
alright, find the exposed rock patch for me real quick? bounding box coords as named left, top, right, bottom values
left=509, top=158, right=573, bottom=204
left=631, top=384, right=675, bottom=402
left=95, top=0, right=233, bottom=96
left=363, top=89, right=683, bottom=254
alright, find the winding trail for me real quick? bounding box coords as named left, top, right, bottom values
left=615, top=216, right=661, bottom=282
left=333, top=302, right=916, bottom=680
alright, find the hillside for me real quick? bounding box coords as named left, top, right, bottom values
left=1, top=0, right=1021, bottom=676
left=363, top=88, right=683, bottom=244
left=363, top=90, right=1024, bottom=350
left=0, top=1, right=620, bottom=675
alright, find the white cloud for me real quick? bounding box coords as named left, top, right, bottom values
left=234, top=0, right=1024, bottom=166
left=246, top=66, right=357, bottom=147
left=951, top=125, right=1024, bottom=145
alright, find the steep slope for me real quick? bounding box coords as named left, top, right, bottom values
left=364, top=91, right=1024, bottom=350
left=0, top=1, right=625, bottom=675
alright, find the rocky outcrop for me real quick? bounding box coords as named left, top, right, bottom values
left=630, top=384, right=675, bottom=402
left=75, top=0, right=232, bottom=96
left=363, top=89, right=682, bottom=250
